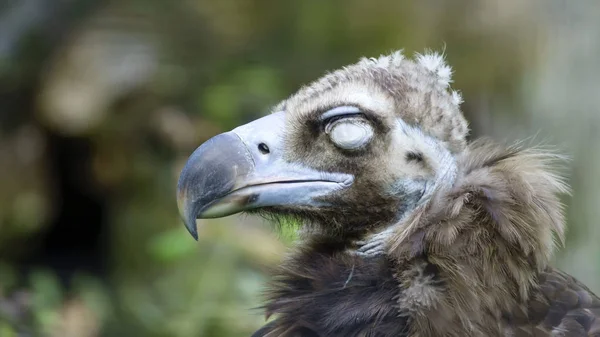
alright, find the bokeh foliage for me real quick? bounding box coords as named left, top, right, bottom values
left=1, top=0, right=599, bottom=336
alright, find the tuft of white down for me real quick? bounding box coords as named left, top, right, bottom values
left=358, top=50, right=405, bottom=69
left=416, top=52, right=453, bottom=88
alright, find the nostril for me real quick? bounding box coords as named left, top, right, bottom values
left=258, top=143, right=270, bottom=154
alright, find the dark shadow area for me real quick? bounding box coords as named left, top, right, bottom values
left=27, top=132, right=109, bottom=285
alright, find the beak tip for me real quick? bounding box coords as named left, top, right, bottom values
left=190, top=229, right=199, bottom=241
left=176, top=131, right=252, bottom=241
left=184, top=217, right=199, bottom=241
left=177, top=180, right=200, bottom=240
left=183, top=210, right=198, bottom=241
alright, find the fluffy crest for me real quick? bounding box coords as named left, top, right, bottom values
left=415, top=51, right=453, bottom=87
left=451, top=90, right=463, bottom=105
left=359, top=50, right=454, bottom=88
left=357, top=50, right=406, bottom=68
left=282, top=49, right=469, bottom=153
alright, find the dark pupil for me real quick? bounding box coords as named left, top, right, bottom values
left=258, top=143, right=270, bottom=154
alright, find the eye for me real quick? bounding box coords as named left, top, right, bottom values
left=325, top=118, right=374, bottom=150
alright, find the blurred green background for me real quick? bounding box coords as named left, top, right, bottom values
left=1, top=0, right=599, bottom=336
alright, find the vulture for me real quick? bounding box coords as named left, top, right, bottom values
left=176, top=50, right=600, bottom=336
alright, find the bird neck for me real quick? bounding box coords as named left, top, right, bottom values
left=385, top=140, right=568, bottom=335
left=355, top=140, right=459, bottom=258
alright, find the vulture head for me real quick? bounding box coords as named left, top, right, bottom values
left=178, top=51, right=467, bottom=242
left=177, top=50, right=600, bottom=337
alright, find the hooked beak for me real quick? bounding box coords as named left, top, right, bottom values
left=176, top=111, right=353, bottom=240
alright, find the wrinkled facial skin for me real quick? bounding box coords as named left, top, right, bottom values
left=274, top=83, right=432, bottom=236
left=177, top=61, right=460, bottom=240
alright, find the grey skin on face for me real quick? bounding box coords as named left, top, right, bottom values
left=176, top=111, right=353, bottom=240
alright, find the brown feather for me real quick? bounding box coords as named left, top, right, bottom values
left=255, top=237, right=410, bottom=337
left=249, top=51, right=599, bottom=336
left=387, top=139, right=600, bottom=336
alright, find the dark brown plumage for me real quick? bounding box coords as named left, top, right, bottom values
left=252, top=250, right=408, bottom=337
left=176, top=50, right=600, bottom=336
left=251, top=140, right=600, bottom=337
